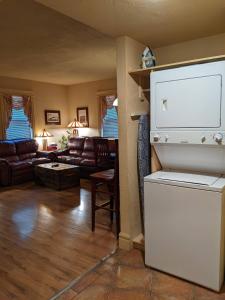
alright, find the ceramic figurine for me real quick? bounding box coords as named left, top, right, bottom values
left=141, top=46, right=156, bottom=69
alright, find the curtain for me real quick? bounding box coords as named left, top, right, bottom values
left=23, top=95, right=33, bottom=126
left=1, top=95, right=13, bottom=139
left=99, top=95, right=117, bottom=128
left=99, top=96, right=108, bottom=129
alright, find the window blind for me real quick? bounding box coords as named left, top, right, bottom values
left=6, top=96, right=33, bottom=140
left=102, top=106, right=118, bottom=138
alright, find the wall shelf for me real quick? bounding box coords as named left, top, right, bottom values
left=130, top=112, right=148, bottom=120
left=129, top=54, right=225, bottom=78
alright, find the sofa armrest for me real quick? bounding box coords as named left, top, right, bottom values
left=0, top=158, right=9, bottom=166
left=36, top=151, right=49, bottom=158
left=0, top=159, right=11, bottom=186
left=36, top=151, right=56, bottom=161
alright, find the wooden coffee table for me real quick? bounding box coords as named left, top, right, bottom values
left=35, top=163, right=80, bottom=190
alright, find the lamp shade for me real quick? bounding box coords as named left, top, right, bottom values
left=67, top=119, right=83, bottom=128
left=113, top=98, right=118, bottom=107
left=37, top=129, right=53, bottom=138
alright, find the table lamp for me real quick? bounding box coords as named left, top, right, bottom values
left=113, top=97, right=118, bottom=107
left=67, top=118, right=83, bottom=136
left=37, top=129, right=53, bottom=150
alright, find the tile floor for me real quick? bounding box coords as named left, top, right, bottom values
left=56, top=249, right=225, bottom=300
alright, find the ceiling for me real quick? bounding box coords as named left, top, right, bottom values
left=0, top=0, right=225, bottom=85
left=0, top=0, right=116, bottom=85
left=37, top=0, right=225, bottom=48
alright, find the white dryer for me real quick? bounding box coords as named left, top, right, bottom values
left=144, top=60, right=225, bottom=291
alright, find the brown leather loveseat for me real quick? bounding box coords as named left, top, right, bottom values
left=54, top=137, right=115, bottom=178
left=0, top=139, right=52, bottom=186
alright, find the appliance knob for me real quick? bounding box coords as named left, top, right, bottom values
left=201, top=136, right=206, bottom=143
left=153, top=134, right=160, bottom=142
left=214, top=133, right=223, bottom=144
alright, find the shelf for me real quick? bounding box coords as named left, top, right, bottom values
left=129, top=54, right=225, bottom=78
left=130, top=112, right=148, bottom=120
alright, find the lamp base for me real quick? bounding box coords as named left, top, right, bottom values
left=42, top=138, right=48, bottom=151
left=72, top=129, right=79, bottom=137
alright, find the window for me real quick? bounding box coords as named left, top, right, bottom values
left=6, top=96, right=33, bottom=140
left=102, top=106, right=118, bottom=138
left=101, top=95, right=118, bottom=138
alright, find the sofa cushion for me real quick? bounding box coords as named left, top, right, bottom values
left=31, top=157, right=51, bottom=165
left=69, top=149, right=83, bottom=157
left=68, top=137, right=85, bottom=149
left=0, top=141, right=17, bottom=158
left=58, top=155, right=72, bottom=163
left=4, top=155, right=19, bottom=162
left=58, top=155, right=83, bottom=165
left=80, top=158, right=96, bottom=167
left=19, top=153, right=37, bottom=160
left=9, top=161, right=31, bottom=171
left=70, top=157, right=83, bottom=165
left=82, top=138, right=95, bottom=159
left=16, top=140, right=38, bottom=160
left=68, top=138, right=85, bottom=157
left=83, top=138, right=94, bottom=151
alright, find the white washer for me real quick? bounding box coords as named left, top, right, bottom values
left=144, top=170, right=225, bottom=291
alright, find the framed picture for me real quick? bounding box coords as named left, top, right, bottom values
left=45, top=110, right=61, bottom=125
left=77, top=107, right=89, bottom=127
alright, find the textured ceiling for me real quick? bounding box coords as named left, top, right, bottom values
left=1, top=0, right=225, bottom=85
left=36, top=0, right=225, bottom=47
left=0, top=0, right=116, bottom=85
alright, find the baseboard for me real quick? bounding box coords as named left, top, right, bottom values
left=133, top=233, right=144, bottom=251
left=119, top=232, right=133, bottom=250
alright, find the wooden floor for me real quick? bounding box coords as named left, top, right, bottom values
left=0, top=180, right=117, bottom=300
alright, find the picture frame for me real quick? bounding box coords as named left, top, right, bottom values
left=45, top=110, right=61, bottom=125
left=77, top=107, right=89, bottom=127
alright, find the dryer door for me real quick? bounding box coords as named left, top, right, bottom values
left=155, top=75, right=222, bottom=129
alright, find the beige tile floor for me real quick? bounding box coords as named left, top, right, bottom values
left=55, top=249, right=225, bottom=300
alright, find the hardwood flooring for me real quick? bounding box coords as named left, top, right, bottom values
left=0, top=180, right=117, bottom=300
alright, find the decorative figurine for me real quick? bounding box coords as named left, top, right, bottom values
left=141, top=46, right=156, bottom=69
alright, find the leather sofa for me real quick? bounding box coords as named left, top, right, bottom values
left=0, top=139, right=52, bottom=186
left=54, top=137, right=115, bottom=178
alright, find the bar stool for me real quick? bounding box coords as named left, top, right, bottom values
left=90, top=140, right=120, bottom=237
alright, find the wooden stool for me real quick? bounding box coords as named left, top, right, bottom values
left=90, top=143, right=120, bottom=237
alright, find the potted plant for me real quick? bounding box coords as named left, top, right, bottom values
left=58, top=130, right=71, bottom=150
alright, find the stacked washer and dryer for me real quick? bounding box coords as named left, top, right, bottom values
left=144, top=60, right=225, bottom=291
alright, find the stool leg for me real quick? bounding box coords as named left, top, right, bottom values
left=115, top=187, right=120, bottom=239
left=110, top=195, right=114, bottom=224
left=91, top=179, right=96, bottom=232
left=107, top=183, right=114, bottom=223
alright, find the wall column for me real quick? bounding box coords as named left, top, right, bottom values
left=116, top=36, right=149, bottom=250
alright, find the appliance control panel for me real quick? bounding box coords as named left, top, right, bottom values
left=150, top=131, right=225, bottom=145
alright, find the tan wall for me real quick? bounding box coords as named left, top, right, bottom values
left=0, top=76, right=69, bottom=145
left=0, top=76, right=117, bottom=145
left=116, top=36, right=148, bottom=250
left=154, top=32, right=225, bottom=65
left=67, top=78, right=117, bottom=136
